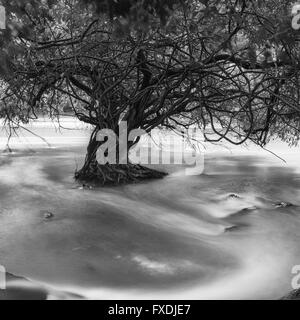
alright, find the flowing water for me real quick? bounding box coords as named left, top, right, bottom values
left=0, top=119, right=299, bottom=300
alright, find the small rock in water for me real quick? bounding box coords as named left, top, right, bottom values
left=228, top=194, right=240, bottom=199
left=78, top=184, right=93, bottom=190
left=275, top=202, right=293, bottom=208
left=247, top=206, right=257, bottom=211
left=240, top=206, right=258, bottom=213
left=43, top=211, right=54, bottom=219
left=225, top=225, right=239, bottom=232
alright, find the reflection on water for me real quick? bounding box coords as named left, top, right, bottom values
left=0, top=142, right=300, bottom=299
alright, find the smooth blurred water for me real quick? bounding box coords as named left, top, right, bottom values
left=0, top=119, right=299, bottom=299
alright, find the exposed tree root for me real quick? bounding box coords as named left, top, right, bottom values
left=75, top=161, right=167, bottom=186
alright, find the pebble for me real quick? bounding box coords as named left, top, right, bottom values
left=228, top=194, right=240, bottom=199
left=225, top=225, right=239, bottom=232
left=43, top=211, right=54, bottom=219
left=275, top=202, right=293, bottom=208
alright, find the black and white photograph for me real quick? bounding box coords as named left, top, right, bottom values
left=0, top=0, right=300, bottom=305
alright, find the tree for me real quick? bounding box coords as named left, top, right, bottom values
left=1, top=0, right=300, bottom=185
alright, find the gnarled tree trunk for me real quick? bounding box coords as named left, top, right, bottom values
left=75, top=127, right=167, bottom=186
